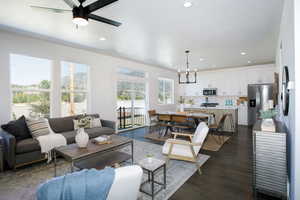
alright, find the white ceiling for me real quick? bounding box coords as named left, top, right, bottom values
left=0, top=0, right=283, bottom=70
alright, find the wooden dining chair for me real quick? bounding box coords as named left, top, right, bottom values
left=148, top=110, right=158, bottom=133
left=208, top=114, right=227, bottom=144
left=157, top=114, right=172, bottom=137
left=170, top=115, right=193, bottom=132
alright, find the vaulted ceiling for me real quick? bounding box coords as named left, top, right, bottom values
left=0, top=0, right=283, bottom=70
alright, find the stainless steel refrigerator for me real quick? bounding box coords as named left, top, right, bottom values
left=248, top=84, right=274, bottom=126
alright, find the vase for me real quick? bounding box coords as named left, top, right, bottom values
left=75, top=128, right=89, bottom=148
left=261, top=118, right=276, bottom=132
left=180, top=104, right=184, bottom=112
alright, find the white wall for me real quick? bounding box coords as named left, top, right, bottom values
left=179, top=64, right=275, bottom=97
left=276, top=0, right=299, bottom=199
left=0, top=30, right=178, bottom=125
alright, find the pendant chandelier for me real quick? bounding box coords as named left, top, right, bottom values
left=178, top=50, right=197, bottom=84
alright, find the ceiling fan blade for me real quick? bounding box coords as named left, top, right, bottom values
left=88, top=14, right=121, bottom=27
left=85, top=0, right=118, bottom=13
left=30, top=6, right=71, bottom=13
left=62, top=0, right=77, bottom=8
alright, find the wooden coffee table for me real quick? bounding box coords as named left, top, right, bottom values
left=53, top=135, right=133, bottom=176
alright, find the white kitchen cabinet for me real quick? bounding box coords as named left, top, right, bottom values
left=238, top=104, right=248, bottom=125
left=183, top=64, right=275, bottom=98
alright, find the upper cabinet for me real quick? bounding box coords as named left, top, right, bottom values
left=181, top=64, right=275, bottom=97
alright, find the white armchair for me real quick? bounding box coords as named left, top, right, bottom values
left=107, top=165, right=143, bottom=200
left=162, top=122, right=209, bottom=174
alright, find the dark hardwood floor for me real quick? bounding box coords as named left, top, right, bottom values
left=120, top=126, right=280, bottom=200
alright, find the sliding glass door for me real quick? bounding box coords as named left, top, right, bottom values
left=117, top=81, right=146, bottom=130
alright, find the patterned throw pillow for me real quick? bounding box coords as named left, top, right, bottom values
left=26, top=118, right=50, bottom=139
left=73, top=116, right=92, bottom=130
left=91, top=118, right=102, bottom=128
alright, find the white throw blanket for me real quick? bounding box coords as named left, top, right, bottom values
left=36, top=126, right=67, bottom=162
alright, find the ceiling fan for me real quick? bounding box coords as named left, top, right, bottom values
left=30, top=0, right=121, bottom=27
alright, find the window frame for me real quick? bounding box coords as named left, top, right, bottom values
left=10, top=54, right=52, bottom=119
left=158, top=77, right=175, bottom=105
left=60, top=61, right=90, bottom=117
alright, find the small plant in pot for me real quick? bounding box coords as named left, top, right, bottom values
left=186, top=99, right=194, bottom=107
left=146, top=154, right=154, bottom=163
left=178, top=96, right=185, bottom=112
left=260, top=109, right=277, bottom=132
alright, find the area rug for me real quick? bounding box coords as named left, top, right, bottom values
left=144, top=132, right=170, bottom=142
left=145, top=131, right=230, bottom=152
left=202, top=135, right=230, bottom=151
left=0, top=140, right=209, bottom=200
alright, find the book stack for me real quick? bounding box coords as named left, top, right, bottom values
left=92, top=135, right=112, bottom=145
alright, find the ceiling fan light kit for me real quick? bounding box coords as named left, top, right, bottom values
left=32, top=0, right=121, bottom=27
left=178, top=50, right=197, bottom=84
left=72, top=5, right=89, bottom=26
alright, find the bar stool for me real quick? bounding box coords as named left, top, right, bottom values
left=226, top=113, right=235, bottom=133
left=157, top=114, right=172, bottom=137
left=148, top=110, right=158, bottom=133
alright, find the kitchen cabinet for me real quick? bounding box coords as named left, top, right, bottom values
left=238, top=104, right=248, bottom=125
left=179, top=64, right=275, bottom=97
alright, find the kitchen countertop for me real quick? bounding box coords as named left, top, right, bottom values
left=184, top=106, right=238, bottom=110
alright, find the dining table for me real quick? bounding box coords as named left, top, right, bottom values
left=155, top=111, right=215, bottom=137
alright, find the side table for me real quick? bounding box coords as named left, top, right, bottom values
left=0, top=136, right=4, bottom=172
left=139, top=158, right=166, bottom=200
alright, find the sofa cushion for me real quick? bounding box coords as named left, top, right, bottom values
left=1, top=116, right=31, bottom=141
left=16, top=138, right=40, bottom=154
left=85, top=127, right=115, bottom=138
left=48, top=116, right=75, bottom=133
left=48, top=114, right=100, bottom=133
left=15, top=126, right=114, bottom=154
left=60, top=131, right=77, bottom=144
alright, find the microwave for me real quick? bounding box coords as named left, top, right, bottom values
left=203, top=88, right=217, bottom=96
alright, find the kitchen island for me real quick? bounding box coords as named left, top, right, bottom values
left=184, top=106, right=238, bottom=132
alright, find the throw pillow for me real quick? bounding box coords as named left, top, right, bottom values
left=26, top=118, right=50, bottom=139
left=91, top=118, right=102, bottom=128
left=1, top=116, right=31, bottom=141
left=73, top=116, right=92, bottom=130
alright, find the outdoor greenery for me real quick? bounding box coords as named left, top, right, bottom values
left=12, top=80, right=51, bottom=118
left=117, top=81, right=145, bottom=100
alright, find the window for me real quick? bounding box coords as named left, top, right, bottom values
left=117, top=67, right=146, bottom=78
left=61, top=61, right=89, bottom=116
left=158, top=78, right=174, bottom=104
left=10, top=54, right=51, bottom=119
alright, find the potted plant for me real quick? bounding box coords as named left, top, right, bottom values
left=146, top=154, right=154, bottom=163
left=260, top=109, right=277, bottom=132
left=186, top=99, right=194, bottom=108
left=178, top=96, right=185, bottom=112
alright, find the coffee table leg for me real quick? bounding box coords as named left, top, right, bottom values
left=131, top=141, right=134, bottom=164
left=54, top=150, right=57, bottom=177
left=163, top=164, right=166, bottom=189
left=70, top=162, right=74, bottom=173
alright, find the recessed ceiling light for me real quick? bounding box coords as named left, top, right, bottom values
left=240, top=52, right=247, bottom=55
left=199, top=58, right=204, bottom=61
left=99, top=37, right=106, bottom=41
left=247, top=61, right=252, bottom=64
left=183, top=1, right=192, bottom=8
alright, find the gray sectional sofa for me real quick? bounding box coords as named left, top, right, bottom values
left=0, top=114, right=116, bottom=169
